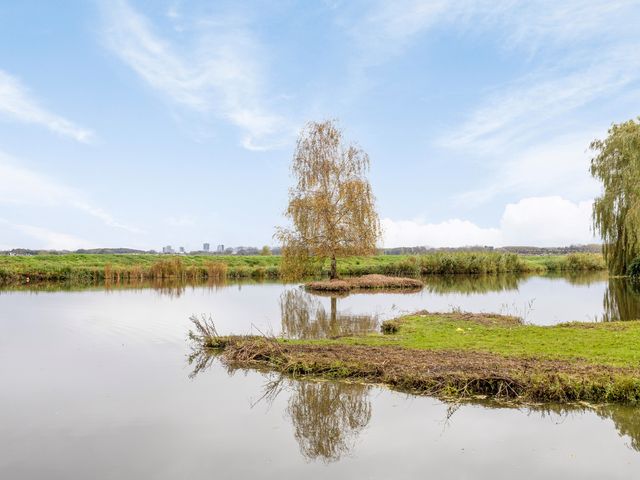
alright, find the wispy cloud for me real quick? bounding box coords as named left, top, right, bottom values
left=348, top=0, right=638, bottom=61
left=342, top=0, right=640, bottom=206
left=347, top=0, right=450, bottom=66
left=0, top=69, right=94, bottom=143
left=101, top=0, right=291, bottom=150
left=455, top=133, right=601, bottom=206
left=0, top=218, right=97, bottom=250
left=164, top=214, right=196, bottom=227
left=0, top=152, right=142, bottom=234
left=441, top=50, right=640, bottom=152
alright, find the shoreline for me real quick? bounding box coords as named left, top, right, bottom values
left=194, top=312, right=640, bottom=405
left=0, top=252, right=606, bottom=285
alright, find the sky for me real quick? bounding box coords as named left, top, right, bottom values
left=1, top=0, right=639, bottom=251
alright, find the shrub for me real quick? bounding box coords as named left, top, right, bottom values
left=628, top=257, right=640, bottom=277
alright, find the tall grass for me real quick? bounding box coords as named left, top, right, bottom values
left=206, top=261, right=228, bottom=279
left=0, top=252, right=606, bottom=285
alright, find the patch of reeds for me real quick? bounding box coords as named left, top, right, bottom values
left=562, top=253, right=607, bottom=271
left=206, top=261, right=228, bottom=280
left=188, top=314, right=227, bottom=349
left=150, top=257, right=185, bottom=279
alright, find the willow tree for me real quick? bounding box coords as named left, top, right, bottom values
left=276, top=120, right=381, bottom=280
left=590, top=118, right=640, bottom=274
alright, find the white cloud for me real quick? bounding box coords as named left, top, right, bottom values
left=101, top=0, right=290, bottom=150
left=382, top=196, right=596, bottom=247
left=0, top=152, right=142, bottom=234
left=0, top=219, right=96, bottom=250
left=0, top=69, right=94, bottom=143
left=382, top=217, right=501, bottom=248
left=500, top=196, right=595, bottom=246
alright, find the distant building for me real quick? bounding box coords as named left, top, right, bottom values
left=179, top=246, right=186, bottom=254
left=162, top=245, right=174, bottom=254
left=217, top=244, right=224, bottom=253
left=203, top=243, right=210, bottom=252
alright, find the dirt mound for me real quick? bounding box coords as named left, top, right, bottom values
left=306, top=274, right=423, bottom=292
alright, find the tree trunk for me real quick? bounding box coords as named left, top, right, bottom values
left=330, top=254, right=337, bottom=280
left=330, top=296, right=337, bottom=327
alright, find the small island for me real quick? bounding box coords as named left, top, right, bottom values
left=191, top=311, right=640, bottom=405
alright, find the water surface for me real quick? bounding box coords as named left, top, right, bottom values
left=2, top=273, right=640, bottom=478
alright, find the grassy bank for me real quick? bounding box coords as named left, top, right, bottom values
left=196, top=312, right=640, bottom=404
left=0, top=251, right=605, bottom=284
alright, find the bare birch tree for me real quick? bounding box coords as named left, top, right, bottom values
left=276, top=120, right=381, bottom=280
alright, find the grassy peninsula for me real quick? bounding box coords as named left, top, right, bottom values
left=0, top=251, right=605, bottom=284
left=195, top=312, right=640, bottom=405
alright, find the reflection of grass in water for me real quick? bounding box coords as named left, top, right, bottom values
left=545, top=270, right=609, bottom=286
left=280, top=289, right=378, bottom=339
left=0, top=277, right=275, bottom=297
left=423, top=271, right=610, bottom=295
left=422, top=274, right=522, bottom=295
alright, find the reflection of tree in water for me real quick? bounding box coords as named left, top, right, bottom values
left=280, top=289, right=378, bottom=339
left=543, top=404, right=640, bottom=453
left=597, top=405, right=640, bottom=452
left=190, top=359, right=374, bottom=463
left=454, top=402, right=640, bottom=454
left=422, top=274, right=522, bottom=295
left=602, top=278, right=640, bottom=321
left=287, top=380, right=372, bottom=462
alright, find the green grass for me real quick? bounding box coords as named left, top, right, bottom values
left=319, top=313, right=640, bottom=368
left=0, top=251, right=606, bottom=284
left=0, top=254, right=280, bottom=283
left=205, top=312, right=640, bottom=404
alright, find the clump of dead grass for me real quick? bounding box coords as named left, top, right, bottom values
left=211, top=338, right=640, bottom=404
left=306, top=274, right=423, bottom=292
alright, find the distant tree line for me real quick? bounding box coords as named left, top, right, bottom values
left=380, top=245, right=601, bottom=255
left=0, top=244, right=600, bottom=256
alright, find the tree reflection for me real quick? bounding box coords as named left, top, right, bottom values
left=542, top=404, right=640, bottom=453
left=280, top=289, right=378, bottom=339
left=287, top=380, right=372, bottom=462
left=601, top=278, right=640, bottom=321
left=597, top=405, right=640, bottom=451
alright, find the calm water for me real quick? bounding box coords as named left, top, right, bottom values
left=2, top=273, right=640, bottom=478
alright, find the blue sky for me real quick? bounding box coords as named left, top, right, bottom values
left=1, top=0, right=639, bottom=250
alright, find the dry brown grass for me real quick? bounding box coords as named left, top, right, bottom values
left=305, top=274, right=423, bottom=292
left=213, top=338, right=640, bottom=403
left=206, top=261, right=228, bottom=279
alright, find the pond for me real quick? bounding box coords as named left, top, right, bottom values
left=1, top=273, right=640, bottom=478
